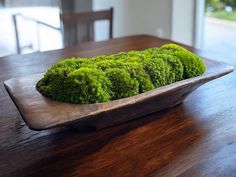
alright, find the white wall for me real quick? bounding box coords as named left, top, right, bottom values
left=194, top=0, right=206, bottom=48
left=93, top=0, right=197, bottom=46
left=171, top=0, right=195, bottom=45
left=93, top=0, right=172, bottom=41
left=74, top=0, right=92, bottom=12
left=5, top=0, right=58, bottom=7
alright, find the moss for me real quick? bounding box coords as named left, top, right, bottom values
left=63, top=68, right=112, bottom=103
left=37, top=67, right=112, bottom=104
left=88, top=54, right=114, bottom=62
left=36, top=67, right=75, bottom=100
left=160, top=43, right=188, bottom=52
left=174, top=51, right=206, bottom=78
left=92, top=60, right=154, bottom=93
left=49, top=58, right=90, bottom=71
left=141, top=57, right=169, bottom=87
left=144, top=47, right=161, bottom=55
left=159, top=44, right=206, bottom=78
left=36, top=43, right=206, bottom=104
left=105, top=68, right=139, bottom=99
left=115, top=50, right=148, bottom=60
left=150, top=53, right=184, bottom=83
left=122, top=62, right=154, bottom=93
left=91, top=60, right=122, bottom=70
left=113, top=52, right=144, bottom=63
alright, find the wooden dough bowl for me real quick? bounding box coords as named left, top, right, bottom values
left=4, top=58, right=234, bottom=130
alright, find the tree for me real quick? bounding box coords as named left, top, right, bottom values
left=224, top=0, right=236, bottom=9
left=206, top=0, right=224, bottom=10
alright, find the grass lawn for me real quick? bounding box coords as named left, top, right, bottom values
left=210, top=10, right=236, bottom=21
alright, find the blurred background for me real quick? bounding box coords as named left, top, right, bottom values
left=0, top=0, right=235, bottom=60
left=204, top=0, right=236, bottom=60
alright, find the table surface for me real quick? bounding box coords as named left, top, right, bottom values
left=0, top=35, right=236, bottom=177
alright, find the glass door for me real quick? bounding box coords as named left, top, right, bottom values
left=203, top=0, right=236, bottom=60
left=0, top=0, right=62, bottom=57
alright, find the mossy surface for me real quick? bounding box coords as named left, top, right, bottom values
left=159, top=44, right=206, bottom=78
left=105, top=68, right=139, bottom=99
left=37, top=67, right=112, bottom=104
left=36, top=43, right=206, bottom=104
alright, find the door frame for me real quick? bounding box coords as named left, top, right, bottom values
left=194, top=0, right=206, bottom=49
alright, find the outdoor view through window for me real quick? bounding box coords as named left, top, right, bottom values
left=204, top=0, right=236, bottom=60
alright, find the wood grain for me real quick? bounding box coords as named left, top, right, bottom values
left=3, top=59, right=233, bottom=130
left=0, top=35, right=236, bottom=177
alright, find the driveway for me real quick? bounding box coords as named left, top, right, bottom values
left=202, top=17, right=236, bottom=63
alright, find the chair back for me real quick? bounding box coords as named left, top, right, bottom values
left=60, top=7, right=113, bottom=47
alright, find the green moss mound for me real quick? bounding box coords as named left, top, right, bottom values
left=105, top=68, right=139, bottom=99
left=141, top=57, right=169, bottom=87
left=159, top=44, right=206, bottom=78
left=93, top=60, right=154, bottom=93
left=36, top=43, right=206, bottom=104
left=37, top=67, right=112, bottom=104
left=150, top=53, right=184, bottom=84
left=64, top=68, right=112, bottom=103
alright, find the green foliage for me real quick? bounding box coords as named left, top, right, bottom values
left=159, top=43, right=189, bottom=52
left=37, top=43, right=206, bottom=104
left=93, top=60, right=154, bottom=93
left=37, top=67, right=112, bottom=104
left=144, top=47, right=161, bottom=54
left=210, top=10, right=236, bottom=21
left=152, top=53, right=184, bottom=84
left=122, top=62, right=154, bottom=93
left=49, top=58, right=90, bottom=71
left=141, top=57, right=169, bottom=87
left=105, top=68, right=139, bottom=99
left=115, top=50, right=148, bottom=60
left=143, top=48, right=184, bottom=84
left=63, top=68, right=112, bottom=103
left=36, top=67, right=75, bottom=100
left=160, top=44, right=206, bottom=79
left=206, top=0, right=224, bottom=10
left=224, top=0, right=236, bottom=8
left=88, top=54, right=114, bottom=62
left=206, top=0, right=236, bottom=11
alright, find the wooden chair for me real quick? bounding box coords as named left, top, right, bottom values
left=60, top=7, right=113, bottom=47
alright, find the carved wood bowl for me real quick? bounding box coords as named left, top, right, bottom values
left=4, top=58, right=234, bottom=130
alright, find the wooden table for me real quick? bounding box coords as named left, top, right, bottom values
left=0, top=35, right=236, bottom=177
